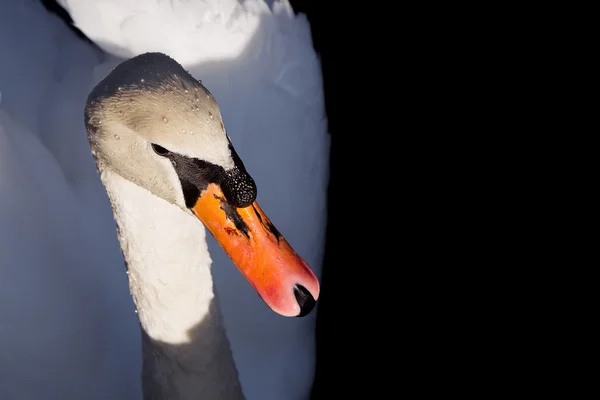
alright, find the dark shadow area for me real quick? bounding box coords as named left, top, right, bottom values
left=141, top=299, right=244, bottom=399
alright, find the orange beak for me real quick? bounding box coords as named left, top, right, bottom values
left=191, top=183, right=320, bottom=317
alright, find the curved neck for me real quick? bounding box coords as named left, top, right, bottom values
left=102, top=171, right=244, bottom=400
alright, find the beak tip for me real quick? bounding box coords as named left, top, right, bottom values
left=293, top=284, right=317, bottom=317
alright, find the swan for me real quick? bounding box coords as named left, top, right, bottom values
left=0, top=0, right=328, bottom=398
left=68, top=2, right=329, bottom=398
left=84, top=51, right=320, bottom=398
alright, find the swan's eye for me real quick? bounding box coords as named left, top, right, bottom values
left=152, top=144, right=171, bottom=156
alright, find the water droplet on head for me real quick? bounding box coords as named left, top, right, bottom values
left=184, top=89, right=188, bottom=93
left=190, top=130, right=194, bottom=135
left=209, top=112, right=213, bottom=120
left=195, top=106, right=200, bottom=111
left=140, top=78, right=145, bottom=83
left=163, top=117, right=169, bottom=124
left=182, top=129, right=186, bottom=134
left=114, top=134, right=120, bottom=140
left=195, top=97, right=200, bottom=102
left=98, top=120, right=102, bottom=124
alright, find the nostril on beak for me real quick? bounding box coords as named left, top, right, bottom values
left=293, top=284, right=316, bottom=317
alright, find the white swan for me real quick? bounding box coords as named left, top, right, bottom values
left=69, top=2, right=329, bottom=398
left=85, top=51, right=319, bottom=398
left=0, top=0, right=328, bottom=398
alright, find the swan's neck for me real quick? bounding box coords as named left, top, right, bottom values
left=102, top=171, right=244, bottom=400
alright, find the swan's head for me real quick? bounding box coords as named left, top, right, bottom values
left=85, top=52, right=319, bottom=317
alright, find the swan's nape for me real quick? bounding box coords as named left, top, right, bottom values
left=85, top=52, right=320, bottom=317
